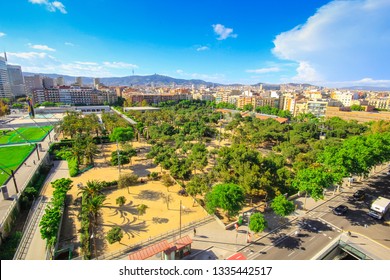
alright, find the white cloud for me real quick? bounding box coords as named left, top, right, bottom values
left=212, top=24, right=237, bottom=40
left=0, top=32, right=6, bottom=38
left=7, top=52, right=138, bottom=77
left=8, top=52, right=49, bottom=60
left=28, top=0, right=67, bottom=14
left=326, top=78, right=390, bottom=88
left=103, top=62, right=138, bottom=69
left=74, top=61, right=99, bottom=66
left=246, top=67, right=281, bottom=74
left=50, top=1, right=67, bottom=14
left=196, top=46, right=209, bottom=51
left=28, top=0, right=47, bottom=3
left=272, top=0, right=390, bottom=84
left=28, top=43, right=56, bottom=52
left=64, top=42, right=75, bottom=47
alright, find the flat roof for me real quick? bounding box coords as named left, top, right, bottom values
left=124, top=107, right=161, bottom=111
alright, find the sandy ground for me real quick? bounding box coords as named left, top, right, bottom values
left=55, top=140, right=208, bottom=257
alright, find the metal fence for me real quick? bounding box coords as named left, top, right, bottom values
left=13, top=197, right=47, bottom=260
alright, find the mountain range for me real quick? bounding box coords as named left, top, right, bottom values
left=22, top=72, right=390, bottom=91
left=22, top=72, right=282, bottom=89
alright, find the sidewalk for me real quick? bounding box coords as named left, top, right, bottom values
left=143, top=193, right=339, bottom=260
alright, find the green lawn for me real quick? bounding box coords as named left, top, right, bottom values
left=0, top=145, right=35, bottom=185
left=0, top=126, right=53, bottom=145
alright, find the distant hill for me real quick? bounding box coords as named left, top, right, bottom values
left=23, top=73, right=221, bottom=87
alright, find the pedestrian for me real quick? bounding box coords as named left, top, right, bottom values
left=24, top=162, right=27, bottom=166
left=348, top=231, right=351, bottom=236
left=193, top=228, right=196, bottom=237
left=364, top=224, right=368, bottom=228
left=33, top=160, right=36, bottom=165
left=247, top=232, right=252, bottom=243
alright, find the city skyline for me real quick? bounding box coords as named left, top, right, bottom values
left=0, top=0, right=389, bottom=87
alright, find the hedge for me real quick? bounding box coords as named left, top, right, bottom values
left=68, top=157, right=79, bottom=177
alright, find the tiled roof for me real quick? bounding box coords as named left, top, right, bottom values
left=128, top=240, right=171, bottom=260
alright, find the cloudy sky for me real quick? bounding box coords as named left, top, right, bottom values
left=0, top=0, right=389, bottom=87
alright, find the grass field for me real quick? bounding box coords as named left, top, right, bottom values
left=0, top=145, right=35, bottom=186
left=0, top=126, right=53, bottom=145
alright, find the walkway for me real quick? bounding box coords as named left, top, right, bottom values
left=13, top=160, right=69, bottom=260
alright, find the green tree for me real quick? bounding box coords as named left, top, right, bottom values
left=137, top=204, right=148, bottom=220
left=205, top=183, right=245, bottom=219
left=249, top=213, right=268, bottom=233
left=110, top=127, right=134, bottom=143
left=186, top=174, right=210, bottom=199
left=161, top=173, right=175, bottom=192
left=106, top=226, right=123, bottom=244
left=293, top=164, right=334, bottom=209
left=350, top=104, right=364, bottom=111
left=78, top=180, right=103, bottom=198
left=188, top=143, right=208, bottom=174
left=118, top=173, right=139, bottom=192
left=243, top=104, right=254, bottom=111
left=271, top=195, right=295, bottom=217
left=116, top=196, right=127, bottom=207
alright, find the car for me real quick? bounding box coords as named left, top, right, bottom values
left=352, top=190, right=365, bottom=201
left=333, top=205, right=349, bottom=216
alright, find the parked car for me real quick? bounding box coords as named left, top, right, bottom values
left=333, top=205, right=348, bottom=216
left=352, top=190, right=365, bottom=201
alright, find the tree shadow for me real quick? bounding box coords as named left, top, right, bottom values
left=129, top=163, right=151, bottom=177
left=135, top=190, right=162, bottom=201
left=298, top=218, right=333, bottom=233
left=152, top=217, right=169, bottom=224
left=344, top=208, right=378, bottom=227
left=269, top=235, right=303, bottom=251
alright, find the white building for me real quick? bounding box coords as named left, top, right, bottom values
left=0, top=56, right=12, bottom=99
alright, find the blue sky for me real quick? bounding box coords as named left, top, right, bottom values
left=0, top=0, right=389, bottom=87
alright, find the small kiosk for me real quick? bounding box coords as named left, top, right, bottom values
left=128, top=235, right=193, bottom=260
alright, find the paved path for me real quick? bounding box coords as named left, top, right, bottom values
left=19, top=160, right=70, bottom=260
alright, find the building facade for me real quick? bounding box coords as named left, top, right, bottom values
left=7, top=64, right=26, bottom=97
left=0, top=56, right=12, bottom=99
left=32, top=86, right=118, bottom=105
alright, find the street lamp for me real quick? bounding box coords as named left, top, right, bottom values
left=0, top=166, right=19, bottom=194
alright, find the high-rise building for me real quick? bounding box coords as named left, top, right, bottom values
left=42, top=77, right=55, bottom=89
left=75, top=77, right=83, bottom=87
left=0, top=56, right=12, bottom=99
left=93, top=78, right=100, bottom=89
left=25, top=74, right=43, bottom=95
left=56, top=76, right=65, bottom=86
left=7, top=64, right=26, bottom=97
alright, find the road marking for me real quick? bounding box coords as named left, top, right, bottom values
left=323, top=233, right=327, bottom=237
left=309, top=236, right=315, bottom=241
left=288, top=251, right=295, bottom=257
left=328, top=236, right=332, bottom=239
left=317, top=217, right=342, bottom=231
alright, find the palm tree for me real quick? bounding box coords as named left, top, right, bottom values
left=78, top=180, right=103, bottom=198
left=88, top=194, right=107, bottom=226
left=137, top=204, right=148, bottom=220
left=84, top=137, right=98, bottom=165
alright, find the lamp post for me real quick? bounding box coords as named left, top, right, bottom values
left=35, top=143, right=40, bottom=161
left=179, top=200, right=182, bottom=238
left=0, top=166, right=19, bottom=194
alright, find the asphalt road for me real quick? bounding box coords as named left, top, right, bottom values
left=242, top=168, right=390, bottom=260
